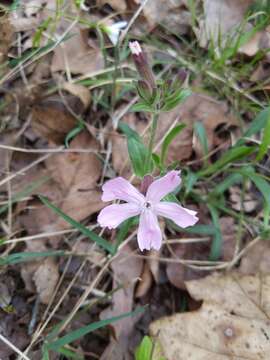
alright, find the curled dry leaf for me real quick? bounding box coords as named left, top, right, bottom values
left=150, top=272, right=270, bottom=359
left=100, top=244, right=143, bottom=359
left=51, top=27, right=104, bottom=75
left=33, top=258, right=59, bottom=304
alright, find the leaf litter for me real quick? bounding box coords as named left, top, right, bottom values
left=1, top=0, right=270, bottom=358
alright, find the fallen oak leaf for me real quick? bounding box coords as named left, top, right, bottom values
left=150, top=272, right=270, bottom=359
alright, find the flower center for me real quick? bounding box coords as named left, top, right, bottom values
left=144, top=201, right=152, bottom=209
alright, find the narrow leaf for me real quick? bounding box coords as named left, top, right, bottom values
left=194, top=121, right=208, bottom=156
left=0, top=251, right=64, bottom=266
left=161, top=124, right=185, bottom=164
left=256, top=109, right=270, bottom=161
left=198, top=146, right=255, bottom=177
left=135, top=336, right=153, bottom=360
left=47, top=306, right=146, bottom=351
left=39, top=196, right=114, bottom=254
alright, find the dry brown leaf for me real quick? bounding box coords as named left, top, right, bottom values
left=240, top=240, right=270, bottom=275
left=198, top=0, right=270, bottom=59
left=142, top=0, right=190, bottom=35
left=31, top=96, right=78, bottom=144
left=251, top=61, right=270, bottom=83
left=18, top=131, right=103, bottom=251
left=0, top=17, right=14, bottom=67
left=44, top=131, right=103, bottom=232
left=220, top=217, right=237, bottom=261
left=166, top=241, right=209, bottom=290
left=240, top=26, right=270, bottom=58
left=98, top=0, right=127, bottom=12
left=62, top=82, right=91, bottom=110
left=100, top=244, right=143, bottom=359
left=198, top=0, right=253, bottom=47
left=150, top=272, right=270, bottom=359
left=135, top=262, right=153, bottom=298
left=33, top=258, right=59, bottom=304
left=51, top=27, right=104, bottom=75
left=148, top=248, right=161, bottom=283
left=229, top=185, right=258, bottom=213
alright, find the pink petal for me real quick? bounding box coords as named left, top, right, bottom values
left=101, top=177, right=145, bottom=205
left=137, top=209, right=162, bottom=251
left=98, top=203, right=140, bottom=229
left=154, top=202, right=198, bottom=228
left=146, top=170, right=181, bottom=203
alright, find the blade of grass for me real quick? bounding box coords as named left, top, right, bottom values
left=198, top=146, right=255, bottom=177
left=0, top=251, right=64, bottom=266
left=256, top=109, right=270, bottom=161
left=39, top=196, right=114, bottom=254
left=161, top=124, right=185, bottom=165
left=46, top=306, right=146, bottom=351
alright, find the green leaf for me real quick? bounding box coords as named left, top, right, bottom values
left=208, top=205, right=222, bottom=261
left=135, top=336, right=153, bottom=360
left=184, top=171, right=198, bottom=195
left=161, top=89, right=191, bottom=112
left=55, top=346, right=84, bottom=360
left=237, top=168, right=270, bottom=204
left=210, top=173, right=243, bottom=196
left=184, top=224, right=217, bottom=235
left=161, top=124, right=186, bottom=165
left=131, top=101, right=154, bottom=112
left=194, top=121, right=208, bottom=156
left=198, top=146, right=255, bottom=177
left=237, top=106, right=270, bottom=146
left=118, top=121, right=141, bottom=141
left=39, top=196, right=114, bottom=254
left=256, top=108, right=270, bottom=161
left=152, top=153, right=163, bottom=170
left=46, top=306, right=146, bottom=351
left=118, top=122, right=154, bottom=178
left=33, top=17, right=52, bottom=47
left=65, top=122, right=84, bottom=148
left=0, top=251, right=64, bottom=266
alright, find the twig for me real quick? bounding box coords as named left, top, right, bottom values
left=0, top=334, right=31, bottom=360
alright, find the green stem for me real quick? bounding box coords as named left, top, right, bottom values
left=146, top=112, right=158, bottom=171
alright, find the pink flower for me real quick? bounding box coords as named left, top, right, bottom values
left=98, top=171, right=198, bottom=251
left=129, top=41, right=142, bottom=56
